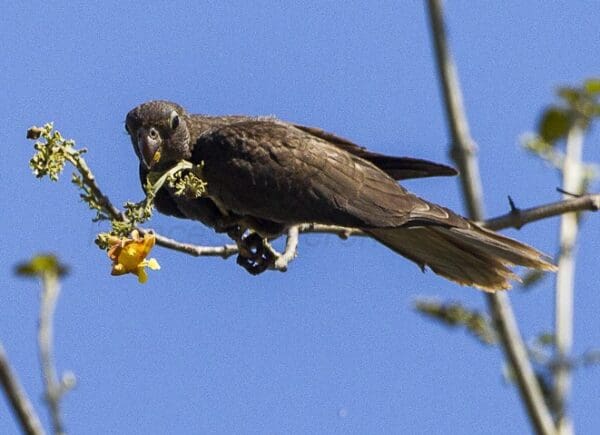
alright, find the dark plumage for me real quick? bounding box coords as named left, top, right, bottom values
left=125, top=100, right=556, bottom=291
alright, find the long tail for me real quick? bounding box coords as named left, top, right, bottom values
left=368, top=224, right=556, bottom=292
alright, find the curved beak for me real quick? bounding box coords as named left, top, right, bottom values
left=138, top=130, right=161, bottom=169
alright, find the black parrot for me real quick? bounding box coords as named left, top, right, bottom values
left=125, top=100, right=555, bottom=291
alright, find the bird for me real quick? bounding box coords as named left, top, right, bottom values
left=125, top=100, right=556, bottom=291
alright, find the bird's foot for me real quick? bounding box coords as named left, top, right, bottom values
left=232, top=231, right=278, bottom=275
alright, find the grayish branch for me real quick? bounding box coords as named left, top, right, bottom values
left=273, top=226, right=299, bottom=271
left=553, top=123, right=585, bottom=435
left=149, top=230, right=239, bottom=258
left=0, top=342, right=45, bottom=435
left=38, top=272, right=73, bottom=435
left=484, top=194, right=600, bottom=231
left=427, top=0, right=485, bottom=221
left=298, top=223, right=366, bottom=238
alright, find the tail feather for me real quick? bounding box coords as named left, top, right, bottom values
left=368, top=224, right=556, bottom=292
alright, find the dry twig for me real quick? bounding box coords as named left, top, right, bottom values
left=0, top=342, right=45, bottom=435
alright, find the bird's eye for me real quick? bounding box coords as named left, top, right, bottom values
left=169, top=111, right=180, bottom=130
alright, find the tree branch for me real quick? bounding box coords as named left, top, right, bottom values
left=426, top=1, right=556, bottom=434
left=64, top=151, right=122, bottom=221
left=427, top=0, right=485, bottom=221
left=298, top=223, right=366, bottom=238
left=273, top=225, right=299, bottom=271
left=0, top=342, right=45, bottom=435
left=148, top=230, right=239, bottom=258
left=483, top=194, right=599, bottom=231
left=553, top=123, right=584, bottom=435
left=38, top=271, right=73, bottom=435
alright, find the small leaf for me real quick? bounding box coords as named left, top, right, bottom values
left=558, top=87, right=581, bottom=106
left=519, top=269, right=546, bottom=289
left=584, top=78, right=600, bottom=95
left=536, top=332, right=555, bottom=347
left=522, top=135, right=552, bottom=157
left=15, top=254, right=68, bottom=277
left=414, top=299, right=497, bottom=345
left=538, top=107, right=571, bottom=144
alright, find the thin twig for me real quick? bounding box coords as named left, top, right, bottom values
left=38, top=272, right=70, bottom=435
left=0, top=342, right=45, bottom=435
left=274, top=226, right=300, bottom=271
left=426, top=1, right=556, bottom=434
left=553, top=124, right=584, bottom=435
left=64, top=152, right=122, bottom=221
left=148, top=230, right=239, bottom=258
left=298, top=223, right=366, bottom=238
left=427, top=0, right=484, bottom=221
left=483, top=194, right=600, bottom=231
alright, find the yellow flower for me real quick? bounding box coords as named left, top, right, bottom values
left=107, top=230, right=160, bottom=283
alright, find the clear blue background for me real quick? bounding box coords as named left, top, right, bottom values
left=2, top=2, right=599, bottom=434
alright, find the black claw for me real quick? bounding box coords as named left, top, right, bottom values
left=236, top=254, right=269, bottom=275
left=235, top=232, right=277, bottom=275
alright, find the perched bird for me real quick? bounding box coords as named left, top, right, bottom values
left=125, top=100, right=556, bottom=291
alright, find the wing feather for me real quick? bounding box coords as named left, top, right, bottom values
left=193, top=120, right=429, bottom=228
left=293, top=123, right=458, bottom=180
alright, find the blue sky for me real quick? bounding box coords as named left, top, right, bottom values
left=2, top=2, right=599, bottom=434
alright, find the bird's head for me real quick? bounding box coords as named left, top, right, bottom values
left=125, top=100, right=192, bottom=170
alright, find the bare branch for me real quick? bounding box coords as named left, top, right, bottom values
left=273, top=226, right=299, bottom=271
left=148, top=230, right=238, bottom=258
left=0, top=342, right=45, bottom=435
left=427, top=0, right=485, bottom=220
left=426, top=1, right=557, bottom=434
left=483, top=194, right=600, bottom=231
left=553, top=124, right=585, bottom=435
left=298, top=223, right=366, bottom=238
left=38, top=272, right=73, bottom=435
